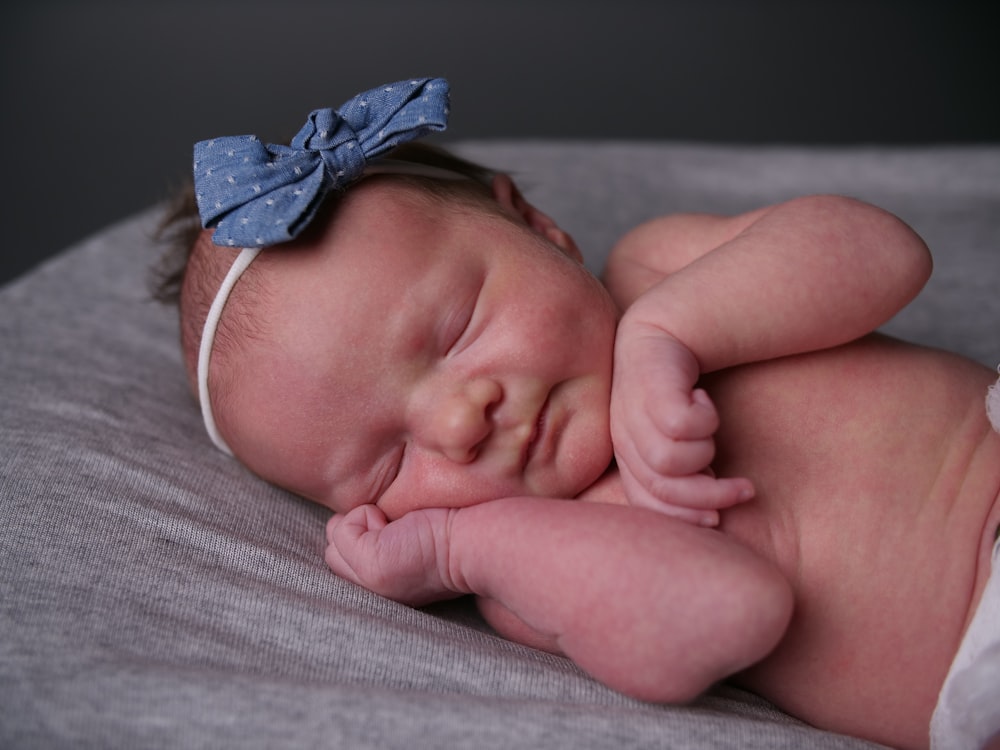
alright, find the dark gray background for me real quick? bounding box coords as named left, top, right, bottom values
left=2, top=0, right=997, bottom=286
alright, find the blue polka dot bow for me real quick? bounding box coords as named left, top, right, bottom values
left=193, top=77, right=450, bottom=248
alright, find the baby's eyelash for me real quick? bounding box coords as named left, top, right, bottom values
left=447, top=305, right=475, bottom=353
left=447, top=284, right=483, bottom=355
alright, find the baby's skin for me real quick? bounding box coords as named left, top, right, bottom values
left=203, top=174, right=999, bottom=750
left=602, top=210, right=1000, bottom=748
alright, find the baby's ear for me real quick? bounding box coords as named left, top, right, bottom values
left=490, top=174, right=583, bottom=263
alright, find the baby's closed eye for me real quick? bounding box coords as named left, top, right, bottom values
left=442, top=276, right=484, bottom=357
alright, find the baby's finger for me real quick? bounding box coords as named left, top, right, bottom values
left=619, top=469, right=721, bottom=527
left=328, top=504, right=387, bottom=540
left=619, top=452, right=754, bottom=510
left=324, top=506, right=388, bottom=571
left=646, top=387, right=721, bottom=441
left=325, top=513, right=342, bottom=543
left=647, top=470, right=754, bottom=509
left=633, top=433, right=718, bottom=478
left=323, top=524, right=357, bottom=580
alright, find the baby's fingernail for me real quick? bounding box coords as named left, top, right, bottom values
left=700, top=511, right=720, bottom=527
left=739, top=487, right=755, bottom=501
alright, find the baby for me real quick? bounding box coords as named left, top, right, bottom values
left=157, top=79, right=1000, bottom=750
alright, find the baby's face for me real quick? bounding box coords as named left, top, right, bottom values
left=220, top=179, right=618, bottom=519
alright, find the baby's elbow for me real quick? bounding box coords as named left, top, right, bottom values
left=614, top=561, right=794, bottom=706
left=903, top=225, right=933, bottom=299
left=858, top=197, right=933, bottom=297
left=718, top=559, right=795, bottom=676
left=817, top=194, right=933, bottom=297
left=687, top=562, right=794, bottom=701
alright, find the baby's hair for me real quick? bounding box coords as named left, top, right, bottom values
left=152, top=142, right=495, bottom=305
left=152, top=142, right=500, bottom=404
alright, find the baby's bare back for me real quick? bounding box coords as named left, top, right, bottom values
left=709, top=333, right=1000, bottom=749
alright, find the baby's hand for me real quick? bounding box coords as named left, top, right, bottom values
left=611, top=324, right=754, bottom=526
left=324, top=505, right=464, bottom=606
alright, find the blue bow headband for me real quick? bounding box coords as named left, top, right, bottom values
left=194, top=77, right=450, bottom=248
left=193, top=78, right=450, bottom=455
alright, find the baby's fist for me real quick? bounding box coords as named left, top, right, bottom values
left=325, top=505, right=462, bottom=606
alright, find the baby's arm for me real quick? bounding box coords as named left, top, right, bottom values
left=607, top=196, right=933, bottom=519
left=326, top=498, right=792, bottom=703
left=610, top=196, right=932, bottom=369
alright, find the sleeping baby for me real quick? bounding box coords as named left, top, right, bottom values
left=156, top=78, right=1000, bottom=750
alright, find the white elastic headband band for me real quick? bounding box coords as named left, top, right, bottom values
left=197, top=246, right=262, bottom=456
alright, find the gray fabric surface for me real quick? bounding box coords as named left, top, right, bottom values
left=2, top=141, right=997, bottom=749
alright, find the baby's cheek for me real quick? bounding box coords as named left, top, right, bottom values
left=378, top=467, right=514, bottom=521
left=559, top=401, right=614, bottom=497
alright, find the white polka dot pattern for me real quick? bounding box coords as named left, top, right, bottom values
left=193, top=78, right=449, bottom=248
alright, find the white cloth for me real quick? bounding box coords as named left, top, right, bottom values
left=931, top=535, right=1000, bottom=749
left=987, top=374, right=1000, bottom=434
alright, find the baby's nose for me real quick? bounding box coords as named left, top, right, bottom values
left=421, top=377, right=502, bottom=463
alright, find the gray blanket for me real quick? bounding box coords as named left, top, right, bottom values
left=2, top=141, right=998, bottom=749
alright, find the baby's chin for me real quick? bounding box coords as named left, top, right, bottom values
left=547, top=441, right=615, bottom=500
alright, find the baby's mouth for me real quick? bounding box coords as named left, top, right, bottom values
left=523, top=393, right=551, bottom=469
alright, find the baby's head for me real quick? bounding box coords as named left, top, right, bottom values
left=158, top=80, right=618, bottom=520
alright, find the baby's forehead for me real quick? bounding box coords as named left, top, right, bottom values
left=228, top=178, right=513, bottom=364
left=270, top=185, right=490, bottom=278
